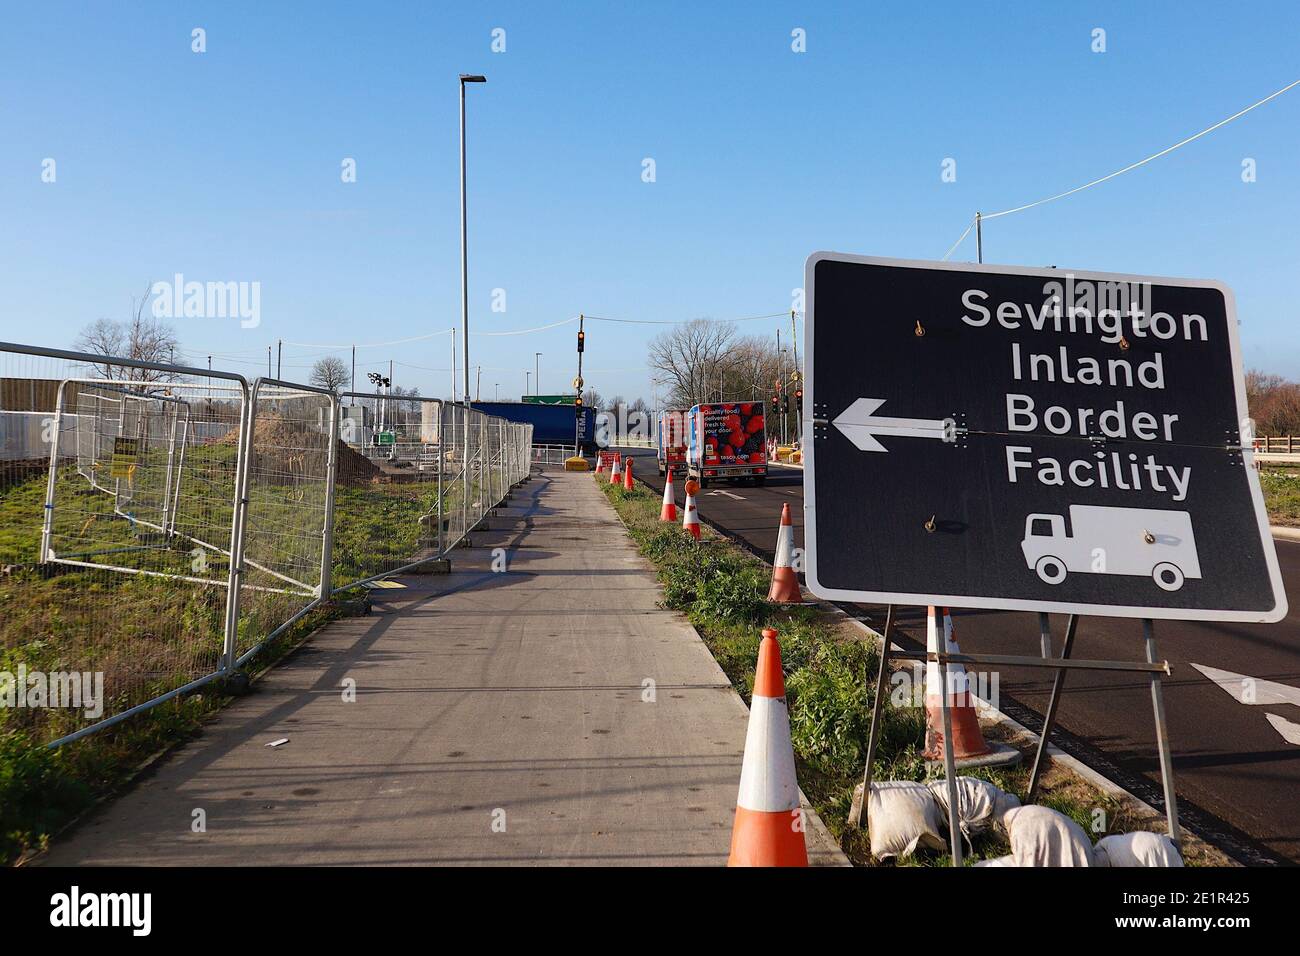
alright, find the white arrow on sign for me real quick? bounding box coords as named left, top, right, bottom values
left=832, top=397, right=953, bottom=453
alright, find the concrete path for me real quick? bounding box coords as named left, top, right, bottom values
left=42, top=468, right=846, bottom=866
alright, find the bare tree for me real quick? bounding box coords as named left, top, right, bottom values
left=647, top=319, right=737, bottom=407
left=1246, top=369, right=1300, bottom=436
left=309, top=356, right=350, bottom=393
left=582, top=388, right=604, bottom=410
left=75, top=290, right=180, bottom=382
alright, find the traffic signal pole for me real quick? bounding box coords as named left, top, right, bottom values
left=791, top=309, right=802, bottom=446
left=574, top=314, right=585, bottom=457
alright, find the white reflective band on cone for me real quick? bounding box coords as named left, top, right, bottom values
left=736, top=695, right=800, bottom=812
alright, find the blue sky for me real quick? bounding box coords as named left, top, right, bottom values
left=2, top=1, right=1297, bottom=402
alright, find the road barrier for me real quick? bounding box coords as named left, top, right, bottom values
left=0, top=342, right=530, bottom=747
left=531, top=443, right=574, bottom=465
left=1256, top=435, right=1298, bottom=453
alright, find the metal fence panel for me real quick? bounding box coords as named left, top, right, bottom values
left=330, top=393, right=447, bottom=590
left=0, top=345, right=250, bottom=745
left=231, top=381, right=337, bottom=666
left=2, top=342, right=535, bottom=747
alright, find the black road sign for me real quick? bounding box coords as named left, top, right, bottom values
left=803, top=253, right=1287, bottom=623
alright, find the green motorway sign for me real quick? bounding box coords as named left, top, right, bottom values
left=522, top=395, right=575, bottom=405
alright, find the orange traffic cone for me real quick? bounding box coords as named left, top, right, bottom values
left=682, top=479, right=701, bottom=540
left=922, top=607, right=1019, bottom=769
left=767, top=503, right=803, bottom=603
left=728, top=627, right=808, bottom=867
left=623, top=456, right=635, bottom=490
left=660, top=467, right=677, bottom=521
left=595, top=453, right=605, bottom=474
left=609, top=454, right=622, bottom=485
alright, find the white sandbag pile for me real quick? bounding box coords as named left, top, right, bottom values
left=866, top=781, right=948, bottom=860
left=928, top=776, right=1021, bottom=851
left=1093, top=831, right=1184, bottom=867
left=1000, top=805, right=1095, bottom=867
left=868, top=776, right=1019, bottom=861
left=868, top=777, right=1184, bottom=866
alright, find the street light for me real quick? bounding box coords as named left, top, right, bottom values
left=459, top=73, right=486, bottom=410
left=534, top=352, right=542, bottom=396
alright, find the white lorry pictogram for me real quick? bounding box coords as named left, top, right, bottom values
left=1020, top=505, right=1201, bottom=592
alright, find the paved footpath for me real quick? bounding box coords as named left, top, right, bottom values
left=42, top=468, right=846, bottom=866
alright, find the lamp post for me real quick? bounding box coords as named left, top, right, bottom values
left=459, top=73, right=486, bottom=409
left=459, top=73, right=485, bottom=503
left=534, top=351, right=542, bottom=396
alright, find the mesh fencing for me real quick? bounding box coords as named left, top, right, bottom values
left=330, top=396, right=532, bottom=590
left=1, top=348, right=248, bottom=744
left=233, top=382, right=336, bottom=665
left=0, top=344, right=532, bottom=746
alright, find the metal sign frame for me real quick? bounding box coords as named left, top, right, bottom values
left=802, top=251, right=1288, bottom=624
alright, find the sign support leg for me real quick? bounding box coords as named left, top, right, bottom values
left=933, top=606, right=964, bottom=867
left=1144, top=618, right=1182, bottom=846
left=1027, top=613, right=1077, bottom=803
left=848, top=604, right=894, bottom=829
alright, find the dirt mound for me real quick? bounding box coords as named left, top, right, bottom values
left=216, top=414, right=379, bottom=482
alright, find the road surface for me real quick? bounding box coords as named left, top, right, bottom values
left=622, top=446, right=1300, bottom=865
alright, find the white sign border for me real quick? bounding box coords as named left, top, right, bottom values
left=802, top=251, right=1289, bottom=624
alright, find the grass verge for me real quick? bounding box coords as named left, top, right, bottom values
left=597, top=474, right=1229, bottom=866
left=1261, top=465, right=1300, bottom=526
left=1, top=598, right=344, bottom=865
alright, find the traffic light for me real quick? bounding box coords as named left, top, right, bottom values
left=575, top=393, right=584, bottom=416
left=795, top=388, right=803, bottom=406
left=771, top=394, right=779, bottom=409
left=577, top=330, right=585, bottom=353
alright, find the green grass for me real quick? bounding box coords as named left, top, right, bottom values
left=0, top=454, right=374, bottom=864
left=1261, top=466, right=1300, bottom=527
left=0, top=430, right=501, bottom=864
left=597, top=475, right=1211, bottom=866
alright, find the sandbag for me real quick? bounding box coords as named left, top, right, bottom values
left=1002, top=805, right=1094, bottom=867
left=867, top=781, right=947, bottom=860
left=928, top=777, right=1021, bottom=848
left=1093, top=831, right=1184, bottom=867
left=973, top=854, right=1015, bottom=867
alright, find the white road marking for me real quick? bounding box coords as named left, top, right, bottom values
left=1190, top=662, right=1300, bottom=707
left=1265, top=713, right=1300, bottom=746
left=706, top=490, right=745, bottom=500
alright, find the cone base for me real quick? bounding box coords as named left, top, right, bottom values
left=924, top=740, right=1023, bottom=770
left=728, top=806, right=808, bottom=867
left=767, top=567, right=803, bottom=604
left=923, top=699, right=995, bottom=761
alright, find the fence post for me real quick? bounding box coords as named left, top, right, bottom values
left=40, top=381, right=69, bottom=564
left=222, top=383, right=256, bottom=673
left=319, top=392, right=339, bottom=597
left=437, top=400, right=445, bottom=557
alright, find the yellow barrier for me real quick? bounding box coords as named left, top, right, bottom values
left=564, top=456, right=590, bottom=471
